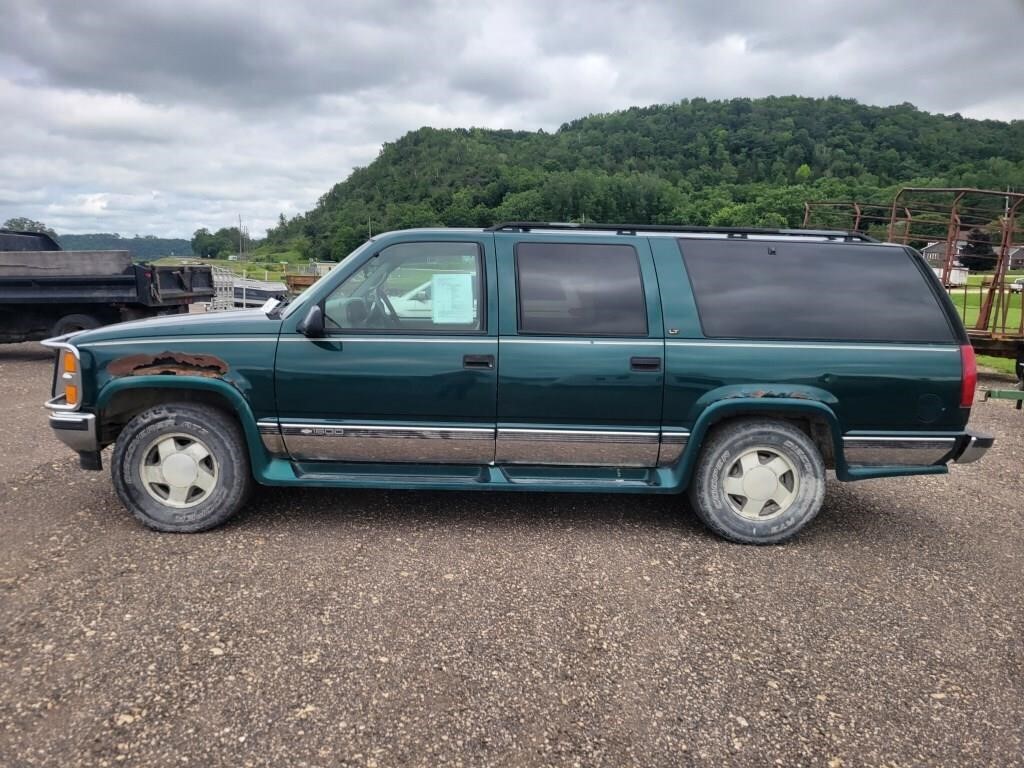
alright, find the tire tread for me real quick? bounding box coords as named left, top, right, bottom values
left=111, top=402, right=252, bottom=532
left=688, top=418, right=826, bottom=545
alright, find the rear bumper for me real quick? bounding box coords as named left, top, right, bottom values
left=952, top=430, right=994, bottom=464
left=841, top=429, right=993, bottom=469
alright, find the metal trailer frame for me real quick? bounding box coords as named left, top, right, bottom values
left=984, top=388, right=1024, bottom=410
left=208, top=267, right=236, bottom=312
left=804, top=188, right=1024, bottom=358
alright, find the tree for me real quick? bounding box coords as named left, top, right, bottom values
left=256, top=96, right=1024, bottom=254
left=191, top=228, right=219, bottom=258
left=958, top=228, right=997, bottom=272
left=3, top=217, right=57, bottom=237
left=191, top=226, right=252, bottom=259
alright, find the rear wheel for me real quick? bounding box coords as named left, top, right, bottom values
left=688, top=419, right=826, bottom=544
left=111, top=403, right=252, bottom=532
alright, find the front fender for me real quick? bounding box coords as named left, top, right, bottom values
left=95, top=376, right=272, bottom=475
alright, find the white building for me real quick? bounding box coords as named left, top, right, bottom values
left=920, top=241, right=1024, bottom=270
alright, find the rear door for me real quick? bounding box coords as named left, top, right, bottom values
left=494, top=235, right=666, bottom=467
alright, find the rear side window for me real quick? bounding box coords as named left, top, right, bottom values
left=516, top=242, right=648, bottom=336
left=679, top=240, right=955, bottom=343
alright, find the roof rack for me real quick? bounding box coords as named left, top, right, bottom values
left=484, top=221, right=876, bottom=242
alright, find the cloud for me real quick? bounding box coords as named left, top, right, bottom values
left=0, top=0, right=1022, bottom=237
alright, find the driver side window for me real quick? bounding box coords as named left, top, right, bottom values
left=323, top=241, right=484, bottom=333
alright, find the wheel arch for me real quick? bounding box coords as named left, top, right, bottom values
left=96, top=377, right=270, bottom=471
left=672, top=398, right=848, bottom=490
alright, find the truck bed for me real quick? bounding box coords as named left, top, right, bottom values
left=0, top=250, right=133, bottom=277
left=0, top=251, right=214, bottom=307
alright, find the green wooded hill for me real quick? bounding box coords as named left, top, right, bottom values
left=262, top=96, right=1024, bottom=261
left=58, top=233, right=193, bottom=260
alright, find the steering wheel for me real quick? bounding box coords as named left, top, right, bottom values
left=368, top=287, right=400, bottom=327
left=379, top=291, right=401, bottom=326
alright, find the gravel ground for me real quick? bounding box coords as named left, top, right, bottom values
left=1, top=342, right=1021, bottom=767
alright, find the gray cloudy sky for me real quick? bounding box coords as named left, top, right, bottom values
left=2, top=0, right=1023, bottom=238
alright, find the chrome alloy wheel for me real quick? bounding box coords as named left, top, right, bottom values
left=722, top=447, right=800, bottom=521
left=139, top=433, right=219, bottom=509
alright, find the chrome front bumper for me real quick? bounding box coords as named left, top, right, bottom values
left=952, top=430, right=994, bottom=464
left=48, top=409, right=99, bottom=453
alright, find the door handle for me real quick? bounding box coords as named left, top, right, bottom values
left=630, top=356, right=662, bottom=372
left=463, top=354, right=495, bottom=369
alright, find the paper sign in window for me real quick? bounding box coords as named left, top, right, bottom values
left=431, top=273, right=475, bottom=324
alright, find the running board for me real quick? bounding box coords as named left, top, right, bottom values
left=500, top=465, right=658, bottom=487
left=289, top=461, right=663, bottom=489
left=293, top=462, right=489, bottom=485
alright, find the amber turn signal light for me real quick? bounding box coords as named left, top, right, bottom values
left=64, top=384, right=79, bottom=406
left=63, top=351, right=77, bottom=374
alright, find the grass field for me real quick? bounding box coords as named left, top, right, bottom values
left=949, top=269, right=1024, bottom=333
left=965, top=270, right=1024, bottom=287
left=977, top=355, right=1019, bottom=376
left=155, top=257, right=293, bottom=283
left=384, top=265, right=473, bottom=293
left=951, top=272, right=1022, bottom=376
left=948, top=285, right=1023, bottom=333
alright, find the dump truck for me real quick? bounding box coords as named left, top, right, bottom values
left=0, top=229, right=215, bottom=343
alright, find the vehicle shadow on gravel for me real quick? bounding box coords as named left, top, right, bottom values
left=799, top=479, right=955, bottom=547
left=223, top=478, right=933, bottom=547
left=231, top=484, right=704, bottom=535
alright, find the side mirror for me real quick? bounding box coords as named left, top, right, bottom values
left=297, top=304, right=326, bottom=338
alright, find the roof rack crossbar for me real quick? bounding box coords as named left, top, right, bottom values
left=484, top=221, right=876, bottom=242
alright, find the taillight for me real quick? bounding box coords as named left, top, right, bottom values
left=960, top=344, right=977, bottom=408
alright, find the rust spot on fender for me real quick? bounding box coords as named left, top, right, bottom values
left=107, top=351, right=229, bottom=378
left=724, top=389, right=815, bottom=400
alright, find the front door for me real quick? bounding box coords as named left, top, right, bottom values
left=274, top=237, right=497, bottom=464
left=494, top=236, right=666, bottom=467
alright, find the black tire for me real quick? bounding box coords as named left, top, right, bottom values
left=688, top=419, right=826, bottom=545
left=52, top=313, right=102, bottom=336
left=111, top=403, right=252, bottom=532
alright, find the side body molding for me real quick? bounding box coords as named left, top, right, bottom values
left=673, top=395, right=953, bottom=488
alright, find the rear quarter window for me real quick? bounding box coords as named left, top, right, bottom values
left=679, top=239, right=956, bottom=343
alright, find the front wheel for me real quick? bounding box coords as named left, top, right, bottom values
left=688, top=419, right=826, bottom=545
left=111, top=403, right=252, bottom=532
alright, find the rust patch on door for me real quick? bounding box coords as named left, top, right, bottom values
left=107, top=351, right=229, bottom=378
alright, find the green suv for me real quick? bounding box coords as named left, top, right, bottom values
left=43, top=223, right=993, bottom=544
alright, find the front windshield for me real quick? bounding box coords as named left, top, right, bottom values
left=281, top=239, right=375, bottom=319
